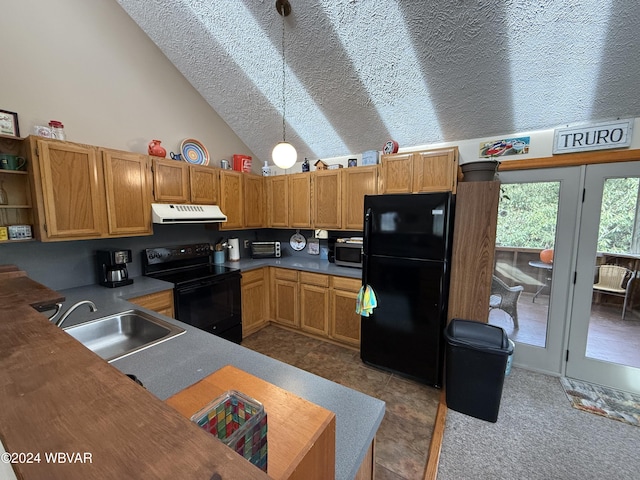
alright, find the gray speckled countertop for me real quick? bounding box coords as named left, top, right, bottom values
left=56, top=260, right=381, bottom=480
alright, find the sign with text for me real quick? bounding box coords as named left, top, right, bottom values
left=553, top=119, right=633, bottom=154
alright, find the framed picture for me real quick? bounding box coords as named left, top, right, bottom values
left=0, top=110, right=20, bottom=138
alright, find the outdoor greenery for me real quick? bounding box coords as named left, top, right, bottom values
left=496, top=178, right=640, bottom=254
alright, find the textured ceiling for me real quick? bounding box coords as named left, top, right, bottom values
left=117, top=0, right=640, bottom=164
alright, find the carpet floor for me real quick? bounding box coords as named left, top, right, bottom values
left=438, top=367, right=640, bottom=479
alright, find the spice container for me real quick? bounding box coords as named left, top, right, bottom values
left=48, top=120, right=66, bottom=140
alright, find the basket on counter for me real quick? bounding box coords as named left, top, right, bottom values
left=191, top=390, right=267, bottom=472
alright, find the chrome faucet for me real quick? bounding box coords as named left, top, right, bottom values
left=55, top=300, right=98, bottom=327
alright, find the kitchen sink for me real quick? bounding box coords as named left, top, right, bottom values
left=63, top=309, right=185, bottom=362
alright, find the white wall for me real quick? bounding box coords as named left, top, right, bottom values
left=0, top=0, right=255, bottom=166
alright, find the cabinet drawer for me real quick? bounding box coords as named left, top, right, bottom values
left=300, top=271, right=329, bottom=287
left=242, top=268, right=265, bottom=285
left=273, top=268, right=299, bottom=281
left=332, top=276, right=361, bottom=292
left=128, top=290, right=174, bottom=318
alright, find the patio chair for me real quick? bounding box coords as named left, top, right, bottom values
left=489, top=275, right=524, bottom=328
left=592, top=265, right=634, bottom=320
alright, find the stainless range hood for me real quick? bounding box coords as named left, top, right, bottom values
left=151, top=203, right=227, bottom=224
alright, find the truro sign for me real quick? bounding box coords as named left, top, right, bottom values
left=553, top=119, right=633, bottom=154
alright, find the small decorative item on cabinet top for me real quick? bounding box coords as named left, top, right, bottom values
left=383, top=140, right=399, bottom=154
left=314, top=159, right=327, bottom=170
left=148, top=139, right=167, bottom=158
left=348, top=158, right=357, bottom=167
left=0, top=109, right=20, bottom=138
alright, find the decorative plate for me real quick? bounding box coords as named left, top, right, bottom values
left=181, top=138, right=210, bottom=165
left=383, top=140, right=399, bottom=154
left=290, top=231, right=307, bottom=251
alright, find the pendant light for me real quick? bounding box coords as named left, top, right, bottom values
left=272, top=0, right=297, bottom=170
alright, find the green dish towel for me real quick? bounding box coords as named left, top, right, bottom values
left=356, top=285, right=378, bottom=317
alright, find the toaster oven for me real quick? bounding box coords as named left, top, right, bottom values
left=250, top=241, right=281, bottom=258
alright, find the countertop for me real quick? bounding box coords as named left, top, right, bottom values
left=53, top=259, right=382, bottom=480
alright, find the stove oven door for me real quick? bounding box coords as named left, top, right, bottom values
left=174, top=273, right=242, bottom=344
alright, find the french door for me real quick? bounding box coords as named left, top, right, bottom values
left=493, top=162, right=640, bottom=393
left=565, top=162, right=640, bottom=393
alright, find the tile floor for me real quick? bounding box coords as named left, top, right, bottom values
left=242, top=325, right=441, bottom=480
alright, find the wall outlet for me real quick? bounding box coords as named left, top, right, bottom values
left=244, top=240, right=250, bottom=248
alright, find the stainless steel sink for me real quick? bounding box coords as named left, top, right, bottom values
left=63, top=309, right=185, bottom=362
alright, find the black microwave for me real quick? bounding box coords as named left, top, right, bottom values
left=333, top=242, right=363, bottom=268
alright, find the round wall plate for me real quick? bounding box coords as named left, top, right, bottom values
left=383, top=140, right=399, bottom=154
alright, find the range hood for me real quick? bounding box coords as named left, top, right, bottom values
left=151, top=203, right=227, bottom=224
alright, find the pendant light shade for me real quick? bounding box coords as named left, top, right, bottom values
left=272, top=141, right=297, bottom=169
left=272, top=0, right=297, bottom=170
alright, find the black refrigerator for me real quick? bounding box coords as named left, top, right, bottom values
left=361, top=192, right=454, bottom=387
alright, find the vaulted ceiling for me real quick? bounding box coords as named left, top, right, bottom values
left=117, top=0, right=640, bottom=164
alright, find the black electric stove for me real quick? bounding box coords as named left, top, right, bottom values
left=142, top=243, right=242, bottom=343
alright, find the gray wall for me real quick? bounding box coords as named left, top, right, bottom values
left=0, top=227, right=349, bottom=291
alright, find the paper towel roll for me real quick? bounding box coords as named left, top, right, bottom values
left=228, top=238, right=240, bottom=261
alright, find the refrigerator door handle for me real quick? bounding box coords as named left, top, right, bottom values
left=363, top=207, right=372, bottom=286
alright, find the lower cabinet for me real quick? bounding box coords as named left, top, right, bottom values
left=241, top=268, right=269, bottom=338
left=330, top=276, right=362, bottom=348
left=270, top=268, right=361, bottom=348
left=128, top=289, right=175, bottom=318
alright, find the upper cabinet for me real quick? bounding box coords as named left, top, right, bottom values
left=29, top=138, right=107, bottom=240
left=218, top=169, right=244, bottom=230
left=266, top=175, right=288, bottom=228
left=152, top=158, right=189, bottom=203
left=190, top=164, right=219, bottom=205
left=102, top=149, right=153, bottom=236
left=243, top=173, right=264, bottom=228
left=342, top=166, right=378, bottom=231
left=289, top=173, right=312, bottom=229
left=0, top=136, right=34, bottom=243
left=312, top=170, right=342, bottom=230
left=28, top=138, right=153, bottom=241
left=381, top=147, right=458, bottom=194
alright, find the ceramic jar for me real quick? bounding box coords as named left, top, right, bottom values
left=148, top=139, right=167, bottom=158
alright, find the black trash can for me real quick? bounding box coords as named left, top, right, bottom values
left=444, top=319, right=514, bottom=422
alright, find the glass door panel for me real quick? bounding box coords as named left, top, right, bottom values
left=490, top=167, right=581, bottom=374
left=567, top=162, right=640, bottom=392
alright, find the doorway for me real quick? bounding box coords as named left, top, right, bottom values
left=489, top=162, right=640, bottom=393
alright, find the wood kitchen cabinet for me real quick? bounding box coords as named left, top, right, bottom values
left=266, top=175, right=289, bottom=227
left=218, top=169, right=244, bottom=230
left=270, top=268, right=300, bottom=327
left=300, top=272, right=330, bottom=336
left=342, top=165, right=378, bottom=231
left=128, top=289, right=175, bottom=318
left=312, top=170, right=342, bottom=229
left=288, top=173, right=312, bottom=228
left=102, top=148, right=153, bottom=236
left=330, top=276, right=362, bottom=347
left=152, top=157, right=190, bottom=203
left=243, top=173, right=265, bottom=228
left=242, top=268, right=269, bottom=338
left=28, top=137, right=107, bottom=240
left=0, top=136, right=33, bottom=242
left=381, top=147, right=458, bottom=194
left=189, top=164, right=219, bottom=205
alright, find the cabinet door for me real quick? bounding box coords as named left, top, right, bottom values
left=330, top=277, right=362, bottom=347
left=243, top=174, right=264, bottom=228
left=267, top=176, right=289, bottom=227
left=312, top=170, right=342, bottom=229
left=190, top=165, right=218, bottom=204
left=242, top=268, right=268, bottom=338
left=271, top=268, right=299, bottom=327
left=219, top=170, right=244, bottom=230
left=289, top=173, right=311, bottom=228
left=342, top=166, right=378, bottom=231
left=35, top=139, right=106, bottom=239
left=153, top=158, right=189, bottom=203
left=412, top=148, right=458, bottom=193
left=300, top=272, right=330, bottom=336
left=128, top=290, right=174, bottom=318
left=102, top=149, right=152, bottom=236
left=380, top=153, right=413, bottom=194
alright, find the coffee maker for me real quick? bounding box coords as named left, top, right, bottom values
left=97, top=249, right=133, bottom=288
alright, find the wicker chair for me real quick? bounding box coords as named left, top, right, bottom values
left=592, top=265, right=634, bottom=320
left=489, top=275, right=524, bottom=328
